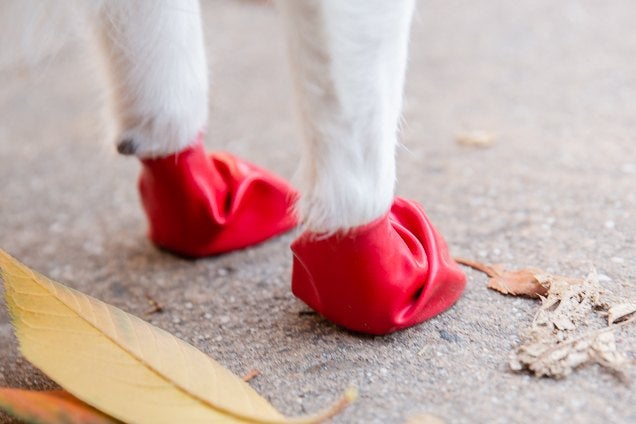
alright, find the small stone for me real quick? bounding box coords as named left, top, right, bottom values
left=417, top=346, right=430, bottom=356
left=620, top=163, right=636, bottom=173
left=219, top=315, right=230, bottom=324
left=439, top=329, right=462, bottom=343
left=597, top=274, right=612, bottom=282
left=583, top=239, right=596, bottom=247
left=204, top=312, right=212, bottom=320
left=184, top=302, right=193, bottom=310
left=604, top=220, right=615, bottom=229
left=172, top=316, right=181, bottom=324
left=611, top=257, right=624, bottom=264
left=49, top=222, right=64, bottom=234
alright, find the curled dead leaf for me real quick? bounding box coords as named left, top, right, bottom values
left=510, top=272, right=634, bottom=380
left=486, top=266, right=550, bottom=298
left=607, top=303, right=636, bottom=325
left=457, top=258, right=635, bottom=380
left=454, top=258, right=568, bottom=298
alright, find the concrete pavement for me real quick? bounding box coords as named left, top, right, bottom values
left=1, top=1, right=635, bottom=422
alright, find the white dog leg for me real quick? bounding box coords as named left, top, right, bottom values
left=278, top=0, right=415, bottom=233
left=97, top=0, right=208, bottom=158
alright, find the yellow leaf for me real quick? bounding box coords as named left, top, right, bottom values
left=0, top=388, right=121, bottom=424
left=0, top=250, right=354, bottom=424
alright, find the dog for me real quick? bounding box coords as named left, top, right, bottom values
left=20, top=0, right=468, bottom=334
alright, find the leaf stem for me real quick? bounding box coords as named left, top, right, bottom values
left=287, top=387, right=357, bottom=424
left=454, top=257, right=498, bottom=277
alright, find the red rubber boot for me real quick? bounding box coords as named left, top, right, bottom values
left=139, top=136, right=298, bottom=257
left=291, top=197, right=466, bottom=335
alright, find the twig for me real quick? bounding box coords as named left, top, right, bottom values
left=144, top=292, right=164, bottom=315
left=287, top=387, right=357, bottom=424
left=242, top=369, right=261, bottom=383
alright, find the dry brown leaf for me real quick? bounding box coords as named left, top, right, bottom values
left=510, top=321, right=633, bottom=380
left=607, top=303, right=636, bottom=325
left=486, top=265, right=550, bottom=298
left=534, top=277, right=601, bottom=331
left=0, top=388, right=121, bottom=424
left=457, top=258, right=636, bottom=380
left=455, top=258, right=563, bottom=298
left=509, top=272, right=633, bottom=379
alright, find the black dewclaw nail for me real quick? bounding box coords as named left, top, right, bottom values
left=117, top=139, right=136, bottom=155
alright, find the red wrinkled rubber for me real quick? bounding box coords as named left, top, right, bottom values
left=291, top=197, right=466, bottom=335
left=139, top=136, right=298, bottom=257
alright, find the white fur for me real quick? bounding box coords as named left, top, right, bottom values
left=97, top=0, right=208, bottom=158
left=278, top=0, right=415, bottom=233
left=12, top=1, right=415, bottom=233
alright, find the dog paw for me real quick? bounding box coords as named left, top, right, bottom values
left=291, top=197, right=466, bottom=335
left=138, top=135, right=298, bottom=256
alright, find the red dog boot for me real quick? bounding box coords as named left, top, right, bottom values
left=138, top=136, right=298, bottom=257
left=291, top=197, right=466, bottom=335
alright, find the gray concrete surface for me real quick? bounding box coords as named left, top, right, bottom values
left=1, top=1, right=635, bottom=423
